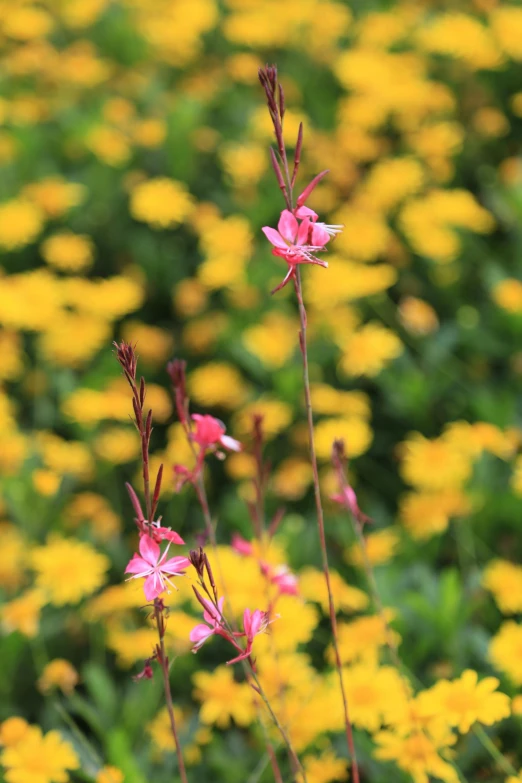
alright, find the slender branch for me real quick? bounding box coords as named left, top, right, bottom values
left=294, top=270, right=360, bottom=783
left=154, top=603, right=189, bottom=783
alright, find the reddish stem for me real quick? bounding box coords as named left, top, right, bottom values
left=294, top=270, right=361, bottom=783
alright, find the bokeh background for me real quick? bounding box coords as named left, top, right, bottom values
left=3, top=0, right=522, bottom=781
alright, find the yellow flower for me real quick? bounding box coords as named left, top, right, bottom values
left=243, top=311, right=298, bottom=369
left=347, top=528, right=400, bottom=567
left=374, top=727, right=458, bottom=783
left=314, top=417, right=373, bottom=460
left=399, top=490, right=471, bottom=540
left=122, top=321, right=173, bottom=366
left=490, top=622, right=522, bottom=685
left=133, top=118, right=166, bottom=148
left=0, top=717, right=30, bottom=748
left=32, top=469, right=60, bottom=497
left=1, top=589, right=46, bottom=638
left=310, top=385, right=371, bottom=418
left=94, top=427, right=141, bottom=464
left=0, top=523, right=27, bottom=592
left=31, top=536, right=109, bottom=605
left=491, top=7, right=522, bottom=61
left=472, top=107, right=509, bottom=138
left=233, top=398, right=292, bottom=440
left=130, top=177, right=194, bottom=229
left=86, top=126, right=130, bottom=167
left=493, top=279, right=522, bottom=313
left=38, top=313, right=110, bottom=368
left=0, top=270, right=62, bottom=332
left=197, top=215, right=253, bottom=289
left=420, top=670, right=510, bottom=734
left=483, top=560, right=522, bottom=614
left=273, top=458, right=313, bottom=500
left=173, top=278, right=208, bottom=318
left=304, top=257, right=397, bottom=310
left=38, top=660, right=79, bottom=696
left=0, top=199, right=44, bottom=251
left=106, top=626, right=158, bottom=668
left=60, top=0, right=109, bottom=29
left=339, top=323, right=403, bottom=377
left=193, top=667, right=256, bottom=728
left=359, top=157, right=425, bottom=213
left=400, top=434, right=473, bottom=491
left=333, top=206, right=390, bottom=262
left=341, top=663, right=409, bottom=732
left=95, top=767, right=124, bottom=783
left=219, top=142, right=268, bottom=187
left=36, top=433, right=93, bottom=480
left=189, top=362, right=249, bottom=409
left=330, top=613, right=400, bottom=667
left=417, top=12, right=502, bottom=70
left=147, top=707, right=186, bottom=753
left=299, top=567, right=369, bottom=614
left=398, top=297, right=439, bottom=336
left=300, top=748, right=348, bottom=783
left=0, top=725, right=80, bottom=783
left=3, top=6, right=54, bottom=40
left=64, top=493, right=120, bottom=540
left=40, top=232, right=94, bottom=273
left=23, top=177, right=86, bottom=218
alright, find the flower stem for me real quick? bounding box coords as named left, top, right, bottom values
left=473, top=725, right=517, bottom=777
left=294, top=268, right=360, bottom=783
left=154, top=602, right=188, bottom=783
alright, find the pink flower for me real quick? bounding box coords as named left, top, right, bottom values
left=125, top=533, right=190, bottom=602
left=150, top=522, right=185, bottom=545
left=226, top=608, right=275, bottom=665
left=191, top=414, right=242, bottom=453
left=269, top=564, right=299, bottom=596
left=331, top=485, right=371, bottom=526
left=231, top=533, right=254, bottom=556
left=262, top=209, right=328, bottom=293
left=189, top=596, right=225, bottom=652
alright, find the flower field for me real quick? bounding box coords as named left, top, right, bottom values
left=3, top=1, right=522, bottom=782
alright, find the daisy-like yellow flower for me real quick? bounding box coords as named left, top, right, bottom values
left=299, top=567, right=369, bottom=614
left=147, top=707, right=186, bottom=753
left=0, top=724, right=80, bottom=783
left=31, top=536, right=109, bottom=605
left=346, top=528, right=400, bottom=568
left=193, top=667, right=256, bottom=728
left=0, top=717, right=30, bottom=748
left=341, top=663, right=409, bottom=732
left=490, top=621, right=522, bottom=685
left=300, top=747, right=349, bottom=783
left=96, top=767, right=124, bottom=783
left=400, top=433, right=473, bottom=491
left=40, top=232, right=94, bottom=273
left=0, top=198, right=44, bottom=251
left=420, top=669, right=510, bottom=734
left=483, top=560, right=522, bottom=614
left=374, top=726, right=458, bottom=783
left=330, top=613, right=400, bottom=667
left=37, top=659, right=79, bottom=696
left=130, top=177, right=194, bottom=229
left=1, top=589, right=46, bottom=638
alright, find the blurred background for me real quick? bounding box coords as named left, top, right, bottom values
left=3, top=0, right=522, bottom=781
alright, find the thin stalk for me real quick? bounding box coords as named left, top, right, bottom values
left=294, top=269, right=360, bottom=783
left=154, top=603, right=189, bottom=783
left=473, top=725, right=518, bottom=777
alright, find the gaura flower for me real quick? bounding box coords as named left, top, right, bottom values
left=262, top=210, right=328, bottom=294
left=227, top=608, right=275, bottom=665
left=125, top=533, right=190, bottom=601
left=231, top=533, right=254, bottom=556
left=190, top=596, right=225, bottom=652
left=191, top=414, right=242, bottom=454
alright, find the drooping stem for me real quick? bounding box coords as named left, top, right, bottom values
left=294, top=270, right=360, bottom=783
left=154, top=602, right=189, bottom=783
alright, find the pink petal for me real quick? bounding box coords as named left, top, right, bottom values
left=296, top=217, right=311, bottom=246
left=242, top=607, right=252, bottom=636
left=262, top=226, right=288, bottom=249
left=249, top=609, right=264, bottom=637
left=296, top=170, right=329, bottom=207
left=158, top=528, right=185, bottom=545
left=311, top=223, right=330, bottom=247
left=190, top=623, right=214, bottom=644
left=139, top=534, right=160, bottom=566
left=220, top=435, right=242, bottom=452
left=125, top=555, right=150, bottom=575
left=278, top=210, right=298, bottom=243
left=232, top=534, right=253, bottom=556
left=143, top=573, right=161, bottom=601
left=295, top=205, right=318, bottom=221
left=203, top=596, right=224, bottom=624
left=161, top=556, right=190, bottom=575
